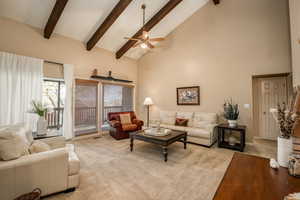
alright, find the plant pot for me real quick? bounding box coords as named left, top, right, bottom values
left=277, top=136, right=293, bottom=168
left=228, top=120, right=237, bottom=127
left=37, top=116, right=47, bottom=136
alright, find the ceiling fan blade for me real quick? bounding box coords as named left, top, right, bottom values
left=146, top=41, right=155, bottom=49
left=133, top=41, right=142, bottom=48
left=124, top=37, right=140, bottom=41
left=149, top=37, right=165, bottom=42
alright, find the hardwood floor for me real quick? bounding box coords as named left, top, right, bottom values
left=213, top=153, right=300, bottom=200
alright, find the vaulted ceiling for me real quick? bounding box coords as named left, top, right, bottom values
left=0, top=0, right=212, bottom=59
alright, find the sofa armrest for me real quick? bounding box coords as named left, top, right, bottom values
left=205, top=123, right=218, bottom=132
left=109, top=120, right=122, bottom=129
left=132, top=119, right=144, bottom=128
left=0, top=148, right=69, bottom=199
left=40, top=136, right=66, bottom=149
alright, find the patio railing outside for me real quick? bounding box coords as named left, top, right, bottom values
left=46, top=107, right=64, bottom=130
left=75, top=107, right=97, bottom=126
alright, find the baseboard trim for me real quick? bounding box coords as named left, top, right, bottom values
left=64, top=188, right=76, bottom=193
left=41, top=188, right=76, bottom=198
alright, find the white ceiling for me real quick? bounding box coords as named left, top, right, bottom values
left=0, top=0, right=209, bottom=59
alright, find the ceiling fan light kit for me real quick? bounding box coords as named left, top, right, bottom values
left=124, top=4, right=165, bottom=49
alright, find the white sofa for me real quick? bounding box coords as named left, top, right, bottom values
left=0, top=125, right=80, bottom=200
left=154, top=111, right=218, bottom=147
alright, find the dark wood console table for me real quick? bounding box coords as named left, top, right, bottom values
left=217, top=124, right=246, bottom=152
left=213, top=153, right=300, bottom=200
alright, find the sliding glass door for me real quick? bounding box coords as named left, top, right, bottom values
left=74, top=79, right=98, bottom=136
left=102, top=84, right=134, bottom=123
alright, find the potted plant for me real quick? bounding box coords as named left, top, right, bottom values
left=30, top=100, right=49, bottom=135
left=271, top=102, right=297, bottom=167
left=223, top=99, right=239, bottom=127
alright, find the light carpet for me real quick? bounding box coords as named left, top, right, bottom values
left=45, top=134, right=276, bottom=200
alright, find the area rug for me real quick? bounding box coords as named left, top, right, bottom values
left=45, top=134, right=274, bottom=200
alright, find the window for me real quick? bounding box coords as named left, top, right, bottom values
left=103, top=84, right=134, bottom=122
left=42, top=79, right=65, bottom=129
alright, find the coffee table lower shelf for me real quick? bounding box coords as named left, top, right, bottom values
left=218, top=141, right=244, bottom=152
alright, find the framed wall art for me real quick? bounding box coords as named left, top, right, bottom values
left=177, top=86, right=200, bottom=105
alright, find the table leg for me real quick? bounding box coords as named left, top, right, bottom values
left=162, top=146, right=168, bottom=162
left=241, top=130, right=246, bottom=152
left=130, top=137, right=134, bottom=152
left=183, top=135, right=187, bottom=149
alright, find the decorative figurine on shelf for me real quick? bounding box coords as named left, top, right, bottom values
left=92, top=69, right=98, bottom=76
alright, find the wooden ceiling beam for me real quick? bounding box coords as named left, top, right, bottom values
left=213, top=0, right=220, bottom=5
left=44, top=0, right=69, bottom=39
left=87, top=0, right=134, bottom=51
left=115, top=0, right=183, bottom=59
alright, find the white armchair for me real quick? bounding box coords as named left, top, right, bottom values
left=0, top=135, right=80, bottom=200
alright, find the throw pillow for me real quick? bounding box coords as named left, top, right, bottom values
left=120, top=113, right=132, bottom=125
left=175, top=118, right=189, bottom=127
left=29, top=140, right=51, bottom=154
left=0, top=128, right=30, bottom=161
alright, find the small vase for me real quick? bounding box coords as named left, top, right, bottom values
left=228, top=120, right=237, bottom=127
left=277, top=136, right=293, bottom=168
left=37, top=116, right=48, bottom=136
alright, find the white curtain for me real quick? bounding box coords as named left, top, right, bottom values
left=63, top=64, right=74, bottom=139
left=0, top=52, right=43, bottom=129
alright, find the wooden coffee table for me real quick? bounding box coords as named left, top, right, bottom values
left=130, top=129, right=187, bottom=162
left=213, top=153, right=300, bottom=200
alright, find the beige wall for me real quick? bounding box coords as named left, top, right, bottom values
left=0, top=17, right=138, bottom=83
left=137, top=0, right=292, bottom=141
left=289, top=0, right=300, bottom=87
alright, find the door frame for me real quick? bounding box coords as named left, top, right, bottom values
left=252, top=73, right=292, bottom=140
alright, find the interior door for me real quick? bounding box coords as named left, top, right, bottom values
left=258, top=77, right=287, bottom=140
left=74, top=79, right=99, bottom=136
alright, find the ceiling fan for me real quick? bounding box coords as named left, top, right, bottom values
left=124, top=4, right=165, bottom=49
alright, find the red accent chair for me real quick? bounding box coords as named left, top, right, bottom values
left=108, top=111, right=144, bottom=140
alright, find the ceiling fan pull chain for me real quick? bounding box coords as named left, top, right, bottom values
left=142, top=4, right=146, bottom=28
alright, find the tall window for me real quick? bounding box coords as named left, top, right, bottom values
left=42, top=79, right=65, bottom=129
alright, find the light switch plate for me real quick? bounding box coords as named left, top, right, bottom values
left=244, top=104, right=250, bottom=109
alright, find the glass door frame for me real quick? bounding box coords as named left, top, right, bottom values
left=99, top=81, right=136, bottom=128
left=74, top=79, right=100, bottom=136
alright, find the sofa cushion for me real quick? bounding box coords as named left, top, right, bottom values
left=120, top=113, right=132, bottom=124
left=160, top=124, right=187, bottom=132
left=0, top=123, right=33, bottom=145
left=176, top=112, right=194, bottom=127
left=175, top=118, right=188, bottom=127
left=160, top=111, right=176, bottom=125
left=193, top=112, right=217, bottom=128
left=122, top=124, right=137, bottom=131
left=29, top=140, right=51, bottom=154
left=0, top=128, right=30, bottom=161
left=185, top=127, right=211, bottom=139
